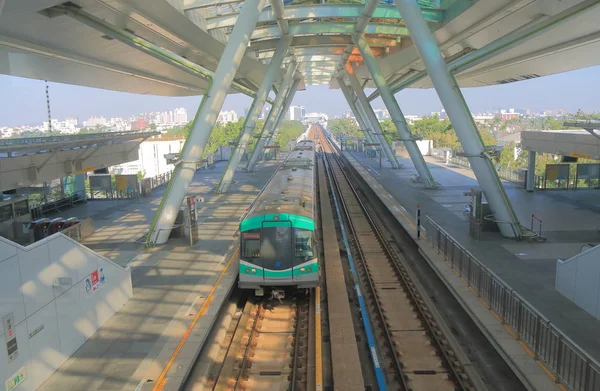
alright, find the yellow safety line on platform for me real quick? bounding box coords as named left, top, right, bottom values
left=314, top=286, right=323, bottom=391
left=151, top=247, right=239, bottom=391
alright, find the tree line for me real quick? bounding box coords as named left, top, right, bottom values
left=163, top=118, right=306, bottom=157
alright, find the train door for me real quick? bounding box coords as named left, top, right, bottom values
left=261, top=221, right=293, bottom=281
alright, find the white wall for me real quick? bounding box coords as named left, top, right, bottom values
left=556, top=245, right=600, bottom=319
left=0, top=234, right=132, bottom=390
left=116, top=139, right=184, bottom=178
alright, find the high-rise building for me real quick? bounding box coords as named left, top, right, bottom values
left=289, top=105, right=305, bottom=121
left=173, top=108, right=188, bottom=124
left=217, top=110, right=238, bottom=124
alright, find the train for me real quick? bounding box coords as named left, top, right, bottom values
left=238, top=135, right=319, bottom=298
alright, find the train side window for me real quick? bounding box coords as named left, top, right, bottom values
left=294, top=229, right=314, bottom=261
left=242, top=229, right=261, bottom=258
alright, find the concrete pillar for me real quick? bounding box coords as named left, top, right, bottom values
left=263, top=78, right=301, bottom=158
left=337, top=76, right=377, bottom=146
left=345, top=71, right=400, bottom=169
left=396, top=0, right=522, bottom=238
left=148, top=0, right=266, bottom=245
left=216, top=35, right=292, bottom=194
left=355, top=35, right=436, bottom=188
left=247, top=62, right=298, bottom=171
left=526, top=150, right=536, bottom=192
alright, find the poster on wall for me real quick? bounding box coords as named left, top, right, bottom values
left=84, top=268, right=106, bottom=297
left=2, top=313, right=18, bottom=363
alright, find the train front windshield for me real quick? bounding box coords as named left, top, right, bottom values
left=294, top=229, right=314, bottom=262
left=241, top=227, right=315, bottom=266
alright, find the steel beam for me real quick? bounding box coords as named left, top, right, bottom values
left=269, top=0, right=289, bottom=35
left=216, top=36, right=292, bottom=194
left=372, top=0, right=600, bottom=100
left=264, top=78, right=302, bottom=157
left=147, top=0, right=266, bottom=245
left=397, top=0, right=522, bottom=238
left=355, top=35, right=435, bottom=188
left=526, top=151, right=536, bottom=192
left=337, top=76, right=376, bottom=146
left=251, top=22, right=408, bottom=40
left=204, top=4, right=443, bottom=29
left=247, top=61, right=298, bottom=171
left=58, top=4, right=262, bottom=97
left=248, top=35, right=397, bottom=53
left=345, top=70, right=399, bottom=169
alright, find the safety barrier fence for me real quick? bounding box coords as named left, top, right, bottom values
left=146, top=171, right=173, bottom=190
left=423, top=215, right=600, bottom=391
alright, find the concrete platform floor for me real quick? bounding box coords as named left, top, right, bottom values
left=37, top=157, right=283, bottom=391
left=348, top=151, right=600, bottom=361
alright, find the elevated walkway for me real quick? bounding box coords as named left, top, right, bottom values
left=0, top=131, right=158, bottom=192
left=35, top=157, right=282, bottom=391
left=344, top=150, right=600, bottom=389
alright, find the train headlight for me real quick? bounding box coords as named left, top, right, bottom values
left=245, top=268, right=251, bottom=273
left=300, top=267, right=305, bottom=272
left=307, top=267, right=312, bottom=272
left=251, top=268, right=256, bottom=274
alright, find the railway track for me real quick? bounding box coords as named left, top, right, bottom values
left=319, top=130, right=475, bottom=391
left=205, top=294, right=310, bottom=391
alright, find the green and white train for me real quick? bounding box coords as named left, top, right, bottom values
left=238, top=139, right=319, bottom=296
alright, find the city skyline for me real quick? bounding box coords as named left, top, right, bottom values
left=2, top=64, right=600, bottom=127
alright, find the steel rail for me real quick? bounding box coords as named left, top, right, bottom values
left=321, top=125, right=471, bottom=390
left=322, top=137, right=407, bottom=390
left=320, top=138, right=388, bottom=391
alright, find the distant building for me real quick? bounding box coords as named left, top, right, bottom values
left=473, top=114, right=495, bottom=124
left=373, top=109, right=390, bottom=120
left=500, top=109, right=521, bottom=120
left=173, top=108, right=188, bottom=124
left=83, top=116, right=107, bottom=127
left=131, top=118, right=149, bottom=130
left=217, top=110, right=238, bottom=124
left=289, top=105, right=305, bottom=121
left=404, top=115, right=422, bottom=125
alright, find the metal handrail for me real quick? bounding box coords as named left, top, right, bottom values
left=424, top=215, right=600, bottom=391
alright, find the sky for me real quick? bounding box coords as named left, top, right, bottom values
left=2, top=65, right=600, bottom=127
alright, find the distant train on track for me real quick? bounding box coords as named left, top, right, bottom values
left=238, top=131, right=319, bottom=297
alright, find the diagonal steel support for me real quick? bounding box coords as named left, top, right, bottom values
left=397, top=0, right=522, bottom=238
left=246, top=61, right=298, bottom=171
left=147, top=0, right=266, bottom=245
left=345, top=70, right=400, bottom=169
left=337, top=76, right=377, bottom=146
left=263, top=78, right=301, bottom=155
left=355, top=34, right=435, bottom=188
left=216, top=35, right=292, bottom=194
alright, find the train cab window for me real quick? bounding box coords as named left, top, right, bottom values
left=294, top=229, right=314, bottom=261
left=241, top=230, right=261, bottom=258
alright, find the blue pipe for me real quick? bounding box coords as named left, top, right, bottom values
left=323, top=154, right=388, bottom=391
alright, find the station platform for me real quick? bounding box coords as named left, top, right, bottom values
left=37, top=158, right=283, bottom=391
left=346, top=150, right=600, bottom=362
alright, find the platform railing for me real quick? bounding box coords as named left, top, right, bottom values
left=423, top=215, right=600, bottom=391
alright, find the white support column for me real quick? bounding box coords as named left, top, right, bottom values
left=355, top=35, right=436, bottom=188
left=247, top=62, right=298, bottom=171
left=337, top=76, right=376, bottom=145
left=216, top=36, right=292, bottom=194
left=148, top=0, right=266, bottom=245
left=397, top=0, right=522, bottom=238
left=345, top=71, right=400, bottom=169
left=264, top=78, right=301, bottom=156
left=526, top=150, right=536, bottom=192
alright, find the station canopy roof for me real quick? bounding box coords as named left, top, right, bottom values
left=1, top=0, right=600, bottom=96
